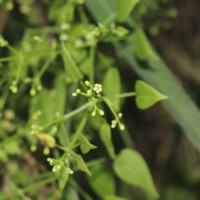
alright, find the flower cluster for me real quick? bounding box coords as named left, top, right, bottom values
left=72, top=80, right=126, bottom=130
left=72, top=81, right=104, bottom=117
left=47, top=157, right=74, bottom=174
left=72, top=80, right=103, bottom=97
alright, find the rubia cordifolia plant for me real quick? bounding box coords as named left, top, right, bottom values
left=0, top=0, right=168, bottom=199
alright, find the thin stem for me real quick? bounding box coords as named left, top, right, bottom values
left=36, top=53, right=55, bottom=79
left=103, top=97, right=120, bottom=123
left=0, top=56, right=18, bottom=62
left=23, top=176, right=57, bottom=192
left=60, top=123, right=70, bottom=146
left=15, top=53, right=23, bottom=83
left=0, top=50, right=61, bottom=63
left=42, top=101, right=93, bottom=130
left=55, top=144, right=69, bottom=152
left=109, top=92, right=136, bottom=99
left=69, top=114, right=88, bottom=150
left=119, top=129, right=135, bottom=149
left=7, top=45, right=19, bottom=55
left=63, top=102, right=92, bottom=121
left=103, top=97, right=135, bottom=148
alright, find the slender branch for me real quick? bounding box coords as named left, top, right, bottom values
left=42, top=101, right=93, bottom=130
left=69, top=114, right=88, bottom=150
left=109, top=92, right=136, bottom=99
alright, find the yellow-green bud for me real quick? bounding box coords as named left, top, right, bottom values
left=37, top=134, right=56, bottom=148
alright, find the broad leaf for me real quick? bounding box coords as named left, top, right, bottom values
left=135, top=80, right=168, bottom=109
left=88, top=164, right=116, bottom=198
left=113, top=149, right=159, bottom=199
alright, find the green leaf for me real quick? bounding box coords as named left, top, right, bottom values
left=116, top=0, right=140, bottom=22
left=103, top=67, right=121, bottom=110
left=76, top=154, right=91, bottom=175
left=135, top=80, right=168, bottom=109
left=133, top=29, right=158, bottom=60
left=85, top=0, right=116, bottom=23
left=88, top=164, right=116, bottom=198
left=61, top=43, right=83, bottom=82
left=104, top=195, right=127, bottom=200
left=113, top=149, right=159, bottom=199
left=99, top=123, right=116, bottom=159
left=66, top=186, right=80, bottom=200
left=79, top=134, right=97, bottom=154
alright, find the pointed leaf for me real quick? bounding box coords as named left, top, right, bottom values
left=135, top=80, right=168, bottom=110
left=113, top=149, right=159, bottom=199
left=76, top=154, right=91, bottom=175
left=79, top=134, right=97, bottom=154
left=116, top=0, right=140, bottom=22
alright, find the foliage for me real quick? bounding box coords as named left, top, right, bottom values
left=0, top=0, right=199, bottom=200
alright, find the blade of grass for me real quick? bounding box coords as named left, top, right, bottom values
left=85, top=0, right=200, bottom=152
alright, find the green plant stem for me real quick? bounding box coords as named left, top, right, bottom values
left=103, top=97, right=135, bottom=148
left=120, top=129, right=135, bottom=149
left=42, top=101, right=93, bottom=130
left=60, top=123, right=71, bottom=146
left=0, top=56, right=17, bottom=62
left=15, top=53, right=23, bottom=83
left=36, top=53, right=55, bottom=79
left=103, top=97, right=118, bottom=119
left=110, top=92, right=136, bottom=99
left=0, top=50, right=61, bottom=63
left=23, top=175, right=57, bottom=192
left=69, top=114, right=88, bottom=150
left=7, top=45, right=19, bottom=55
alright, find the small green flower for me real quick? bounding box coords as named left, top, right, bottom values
left=52, top=164, right=61, bottom=172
